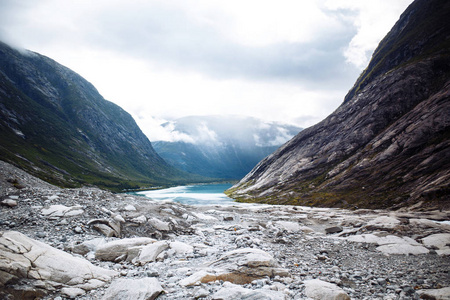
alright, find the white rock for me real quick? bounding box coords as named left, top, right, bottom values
left=212, top=282, right=285, bottom=300
left=136, top=241, right=169, bottom=264
left=304, top=279, right=350, bottom=300
left=179, top=270, right=213, bottom=286
left=192, top=212, right=218, bottom=220
left=0, top=231, right=117, bottom=288
left=113, top=214, right=126, bottom=223
left=365, top=216, right=400, bottom=229
left=131, top=215, right=147, bottom=224
left=1, top=199, right=17, bottom=207
left=95, top=237, right=155, bottom=262
left=41, top=204, right=84, bottom=217
left=148, top=217, right=170, bottom=231
left=123, top=204, right=136, bottom=211
left=274, top=221, right=302, bottom=233
left=72, top=238, right=107, bottom=255
left=170, top=241, right=194, bottom=254
left=179, top=248, right=289, bottom=285
left=421, top=233, right=450, bottom=250
left=376, top=243, right=429, bottom=255
left=347, top=234, right=429, bottom=255
left=102, top=278, right=163, bottom=300
left=416, top=287, right=450, bottom=300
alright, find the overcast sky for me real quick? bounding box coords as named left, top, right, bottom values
left=0, top=0, right=413, bottom=141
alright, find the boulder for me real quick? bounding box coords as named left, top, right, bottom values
left=0, top=231, right=117, bottom=290
left=72, top=238, right=107, bottom=255
left=212, top=282, right=285, bottom=300
left=180, top=248, right=289, bottom=285
left=148, top=217, right=171, bottom=231
left=421, top=233, right=450, bottom=255
left=325, top=226, right=343, bottom=234
left=95, top=237, right=155, bottom=262
left=136, top=241, right=169, bottom=264
left=304, top=279, right=350, bottom=300
left=364, top=216, right=400, bottom=230
left=170, top=241, right=194, bottom=254
left=41, top=204, right=84, bottom=217
left=88, top=219, right=121, bottom=237
left=416, top=287, right=450, bottom=300
left=131, top=215, right=147, bottom=224
left=347, top=234, right=429, bottom=255
left=102, top=278, right=163, bottom=300
left=1, top=199, right=17, bottom=207
left=274, top=221, right=302, bottom=233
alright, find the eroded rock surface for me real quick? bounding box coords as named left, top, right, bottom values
left=0, top=160, right=449, bottom=299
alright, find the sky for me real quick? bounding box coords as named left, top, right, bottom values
left=0, top=0, right=413, bottom=141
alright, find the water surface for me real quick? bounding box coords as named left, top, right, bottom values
left=135, top=183, right=235, bottom=205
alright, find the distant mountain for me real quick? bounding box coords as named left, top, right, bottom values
left=0, top=41, right=207, bottom=191
left=153, top=115, right=301, bottom=179
left=227, top=0, right=450, bottom=209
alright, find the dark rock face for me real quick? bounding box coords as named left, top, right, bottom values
left=0, top=41, right=199, bottom=190
left=227, top=0, right=450, bottom=209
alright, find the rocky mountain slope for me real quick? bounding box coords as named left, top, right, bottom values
left=1, top=160, right=449, bottom=299
left=227, top=0, right=450, bottom=209
left=153, top=115, right=301, bottom=179
left=0, top=41, right=206, bottom=191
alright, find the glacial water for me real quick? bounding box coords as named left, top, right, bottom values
left=135, top=183, right=236, bottom=205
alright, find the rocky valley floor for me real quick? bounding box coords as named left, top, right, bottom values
left=1, top=161, right=450, bottom=300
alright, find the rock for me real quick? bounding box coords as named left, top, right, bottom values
left=304, top=279, right=350, bottom=300
left=365, top=216, right=400, bottom=230
left=74, top=226, right=83, bottom=234
left=416, top=286, right=450, bottom=300
left=0, top=231, right=117, bottom=289
left=148, top=217, right=171, bottom=231
left=61, top=287, right=85, bottom=298
left=1, top=199, right=17, bottom=207
left=41, top=204, right=84, bottom=217
left=95, top=237, right=155, bottom=262
left=179, top=270, right=215, bottom=286
left=325, top=226, right=343, bottom=234
left=123, top=204, right=136, bottom=211
left=170, top=241, right=194, bottom=254
left=131, top=215, right=147, bottom=224
left=179, top=248, right=290, bottom=286
left=274, top=221, right=302, bottom=233
left=88, top=219, right=121, bottom=237
left=422, top=233, right=450, bottom=255
left=136, top=241, right=169, bottom=264
left=347, top=234, right=429, bottom=255
left=102, top=277, right=163, bottom=300
left=212, top=282, right=285, bottom=300
left=72, top=238, right=107, bottom=255
left=376, top=243, right=429, bottom=255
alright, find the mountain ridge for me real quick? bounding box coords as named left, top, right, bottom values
left=0, top=41, right=208, bottom=191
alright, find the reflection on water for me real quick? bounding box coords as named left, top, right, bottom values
left=134, top=183, right=235, bottom=205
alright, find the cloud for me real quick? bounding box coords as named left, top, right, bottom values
left=324, top=0, right=413, bottom=68
left=0, top=0, right=413, bottom=138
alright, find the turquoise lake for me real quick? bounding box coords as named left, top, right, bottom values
left=135, top=183, right=236, bottom=205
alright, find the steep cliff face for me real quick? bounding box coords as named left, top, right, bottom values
left=227, top=0, right=450, bottom=209
left=0, top=41, right=203, bottom=190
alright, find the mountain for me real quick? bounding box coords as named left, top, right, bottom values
left=152, top=115, right=301, bottom=179
left=0, top=41, right=207, bottom=191
left=227, top=0, right=450, bottom=209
